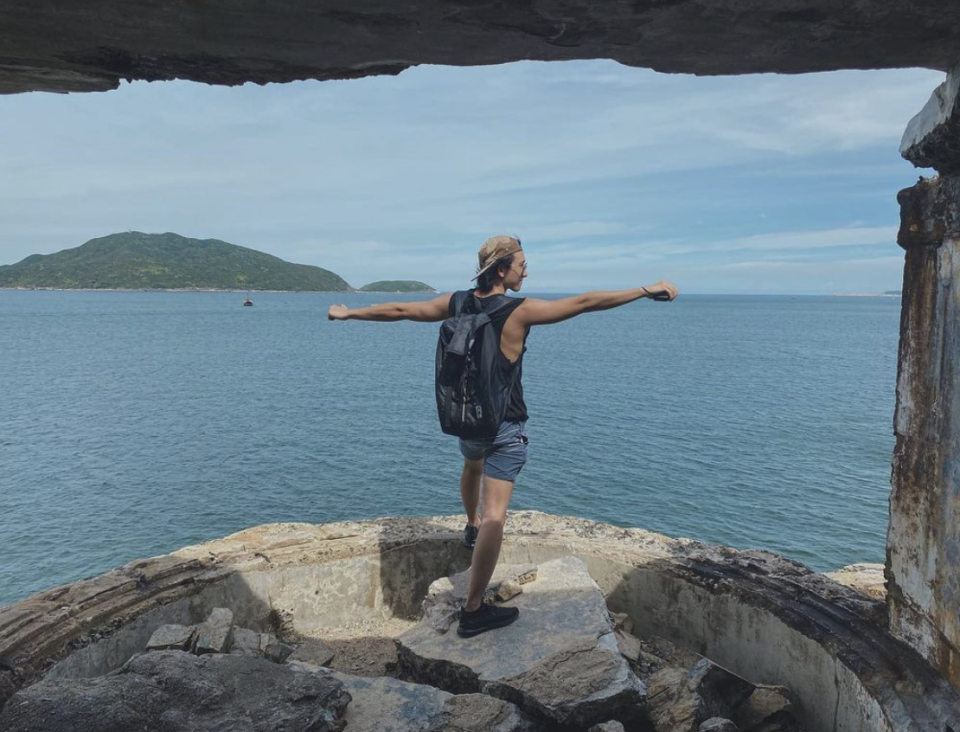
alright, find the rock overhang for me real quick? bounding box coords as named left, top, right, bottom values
left=0, top=512, right=958, bottom=731
left=2, top=0, right=960, bottom=95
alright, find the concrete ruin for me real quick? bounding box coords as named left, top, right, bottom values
left=1, top=1, right=959, bottom=727
left=0, top=514, right=958, bottom=730
left=1, top=1, right=960, bottom=93
left=890, top=62, right=960, bottom=695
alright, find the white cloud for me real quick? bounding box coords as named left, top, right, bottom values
left=660, top=225, right=899, bottom=256
left=0, top=62, right=941, bottom=293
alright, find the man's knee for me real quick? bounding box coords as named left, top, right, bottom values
left=480, top=513, right=506, bottom=529
left=463, top=458, right=484, bottom=476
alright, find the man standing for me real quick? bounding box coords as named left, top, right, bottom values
left=327, top=235, right=677, bottom=637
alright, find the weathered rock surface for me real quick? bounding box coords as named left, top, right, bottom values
left=588, top=721, right=626, bottom=732
left=734, top=686, right=794, bottom=731
left=145, top=623, right=195, bottom=651
left=289, top=662, right=532, bottom=732
left=2, top=1, right=960, bottom=94
left=0, top=650, right=351, bottom=732
left=420, top=562, right=538, bottom=634
left=902, top=64, right=960, bottom=174
left=2, top=512, right=959, bottom=728
left=193, top=607, right=233, bottom=654
left=700, top=719, right=740, bottom=732
left=824, top=564, right=886, bottom=601
left=398, top=557, right=645, bottom=728
left=288, top=638, right=336, bottom=667
left=647, top=659, right=755, bottom=732
left=229, top=626, right=269, bottom=657
left=428, top=692, right=535, bottom=732
left=892, top=173, right=960, bottom=695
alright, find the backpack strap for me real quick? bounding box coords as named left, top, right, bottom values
left=480, top=294, right=520, bottom=322
left=450, top=290, right=471, bottom=317
left=446, top=312, right=490, bottom=356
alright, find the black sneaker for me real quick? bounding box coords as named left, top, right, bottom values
left=457, top=602, right=520, bottom=638
left=462, top=524, right=479, bottom=550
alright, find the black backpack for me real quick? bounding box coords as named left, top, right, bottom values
left=436, top=292, right=518, bottom=439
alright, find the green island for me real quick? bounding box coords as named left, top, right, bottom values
left=359, top=280, right=437, bottom=293
left=0, top=232, right=352, bottom=291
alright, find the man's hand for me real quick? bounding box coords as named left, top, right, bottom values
left=643, top=280, right=679, bottom=302
left=327, top=304, right=349, bottom=321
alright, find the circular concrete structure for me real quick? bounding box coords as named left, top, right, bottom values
left=0, top=512, right=958, bottom=730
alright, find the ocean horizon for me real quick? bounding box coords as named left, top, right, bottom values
left=0, top=290, right=900, bottom=607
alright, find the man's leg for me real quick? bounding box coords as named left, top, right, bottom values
left=460, top=457, right=484, bottom=528
left=463, top=475, right=514, bottom=611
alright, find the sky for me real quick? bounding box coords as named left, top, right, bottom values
left=0, top=61, right=944, bottom=294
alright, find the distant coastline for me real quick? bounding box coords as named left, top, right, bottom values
left=833, top=291, right=902, bottom=298
left=0, top=232, right=433, bottom=294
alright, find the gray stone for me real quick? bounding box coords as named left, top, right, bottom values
left=609, top=612, right=634, bottom=635
left=691, top=659, right=755, bottom=719
left=399, top=556, right=645, bottom=728
left=265, top=638, right=296, bottom=663
left=493, top=579, right=523, bottom=603
left=648, top=667, right=700, bottom=732
left=145, top=624, right=195, bottom=652
left=700, top=719, right=740, bottom=732
left=429, top=692, right=535, bottom=732
left=615, top=629, right=642, bottom=666
left=648, top=660, right=755, bottom=732
left=193, top=607, right=233, bottom=655
left=513, top=565, right=538, bottom=585
left=588, top=721, right=626, bottom=732
left=734, top=685, right=793, bottom=731
left=288, top=639, right=335, bottom=667
left=288, top=664, right=531, bottom=732
left=0, top=650, right=350, bottom=732
left=642, top=636, right=701, bottom=670
left=229, top=627, right=264, bottom=657
left=422, top=602, right=461, bottom=634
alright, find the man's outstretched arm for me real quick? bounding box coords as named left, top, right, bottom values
left=327, top=293, right=453, bottom=323
left=516, top=280, right=677, bottom=327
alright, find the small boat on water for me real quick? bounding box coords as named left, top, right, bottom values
left=243, top=297, right=253, bottom=307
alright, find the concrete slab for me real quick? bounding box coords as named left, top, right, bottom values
left=398, top=556, right=645, bottom=728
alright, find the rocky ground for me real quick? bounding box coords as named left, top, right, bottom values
left=0, top=556, right=808, bottom=732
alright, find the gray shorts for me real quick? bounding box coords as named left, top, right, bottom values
left=459, top=420, right=529, bottom=482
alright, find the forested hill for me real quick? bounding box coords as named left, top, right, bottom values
left=0, top=232, right=352, bottom=291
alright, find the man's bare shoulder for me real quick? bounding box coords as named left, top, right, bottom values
left=513, top=295, right=584, bottom=327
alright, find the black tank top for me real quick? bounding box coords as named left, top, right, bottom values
left=450, top=291, right=530, bottom=422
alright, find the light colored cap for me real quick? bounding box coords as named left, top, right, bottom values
left=472, top=235, right=522, bottom=280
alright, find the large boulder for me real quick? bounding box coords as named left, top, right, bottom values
left=397, top=556, right=645, bottom=728
left=0, top=651, right=351, bottom=732
left=289, top=662, right=533, bottom=732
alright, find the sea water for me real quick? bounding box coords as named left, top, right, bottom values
left=0, top=290, right=900, bottom=606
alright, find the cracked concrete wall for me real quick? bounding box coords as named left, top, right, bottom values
left=889, top=164, right=960, bottom=690
left=3, top=0, right=960, bottom=94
